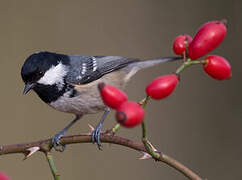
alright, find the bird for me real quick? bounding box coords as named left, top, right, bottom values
left=21, top=51, right=181, bottom=151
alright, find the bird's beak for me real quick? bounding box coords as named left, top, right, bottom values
left=23, top=83, right=35, bottom=95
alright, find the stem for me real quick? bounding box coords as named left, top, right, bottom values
left=141, top=121, right=160, bottom=160
left=112, top=123, right=121, bottom=133
left=141, top=121, right=146, bottom=139
left=0, top=133, right=202, bottom=180
left=161, top=154, right=202, bottom=180
left=139, top=96, right=150, bottom=138
left=139, top=96, right=161, bottom=160
left=46, top=152, right=60, bottom=180
left=176, top=59, right=207, bottom=74
left=139, top=95, right=150, bottom=107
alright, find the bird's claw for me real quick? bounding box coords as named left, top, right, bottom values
left=52, top=132, right=66, bottom=152
left=91, top=108, right=110, bottom=150
left=91, top=125, right=102, bottom=150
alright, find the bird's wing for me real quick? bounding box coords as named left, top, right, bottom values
left=65, top=55, right=138, bottom=85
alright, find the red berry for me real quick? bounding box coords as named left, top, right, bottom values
left=188, top=20, right=227, bottom=60
left=203, top=55, right=231, bottom=80
left=116, top=101, right=145, bottom=128
left=146, top=74, right=179, bottom=100
left=173, top=34, right=192, bottom=55
left=98, top=83, right=128, bottom=109
left=0, top=172, right=11, bottom=180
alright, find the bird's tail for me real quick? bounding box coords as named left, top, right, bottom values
left=132, top=56, right=181, bottom=69
left=124, top=56, right=182, bottom=81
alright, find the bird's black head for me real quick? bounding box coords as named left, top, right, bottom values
left=21, top=51, right=69, bottom=95
left=21, top=52, right=60, bottom=84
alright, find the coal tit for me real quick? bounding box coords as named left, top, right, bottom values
left=21, top=51, right=181, bottom=151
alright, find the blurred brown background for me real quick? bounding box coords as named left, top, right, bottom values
left=0, top=0, right=241, bottom=179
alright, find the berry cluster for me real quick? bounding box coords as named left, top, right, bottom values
left=98, top=20, right=232, bottom=128
left=98, top=83, right=145, bottom=127
left=173, top=19, right=231, bottom=80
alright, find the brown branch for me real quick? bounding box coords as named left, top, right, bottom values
left=0, top=133, right=202, bottom=180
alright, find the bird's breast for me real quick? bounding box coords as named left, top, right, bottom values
left=49, top=88, right=105, bottom=115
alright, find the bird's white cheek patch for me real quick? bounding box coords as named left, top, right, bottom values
left=38, top=62, right=68, bottom=89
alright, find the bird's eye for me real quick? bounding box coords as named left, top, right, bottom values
left=38, top=71, right=43, bottom=76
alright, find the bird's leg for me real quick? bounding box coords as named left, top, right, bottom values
left=52, top=115, right=81, bottom=152
left=91, top=107, right=110, bottom=150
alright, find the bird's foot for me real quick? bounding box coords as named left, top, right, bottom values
left=91, top=108, right=110, bottom=150
left=91, top=124, right=103, bottom=150
left=51, top=131, right=66, bottom=152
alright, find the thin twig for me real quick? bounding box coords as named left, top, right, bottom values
left=45, top=152, right=60, bottom=180
left=0, top=133, right=202, bottom=180
left=139, top=96, right=160, bottom=160
left=175, top=59, right=207, bottom=74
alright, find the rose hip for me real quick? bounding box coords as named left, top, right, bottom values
left=98, top=83, right=128, bottom=109
left=173, top=34, right=192, bottom=55
left=188, top=20, right=227, bottom=60
left=116, top=101, right=145, bottom=128
left=146, top=74, right=179, bottom=100
left=203, top=55, right=231, bottom=80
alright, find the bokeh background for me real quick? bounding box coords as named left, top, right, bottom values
left=0, top=0, right=241, bottom=179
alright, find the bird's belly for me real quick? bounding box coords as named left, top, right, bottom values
left=49, top=92, right=105, bottom=115
left=49, top=70, right=128, bottom=115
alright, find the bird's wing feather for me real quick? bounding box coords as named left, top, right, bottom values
left=65, top=55, right=138, bottom=85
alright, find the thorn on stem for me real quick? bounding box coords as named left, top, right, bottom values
left=138, top=151, right=152, bottom=160
left=146, top=140, right=158, bottom=152
left=23, top=146, right=40, bottom=160
left=88, top=124, right=95, bottom=134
